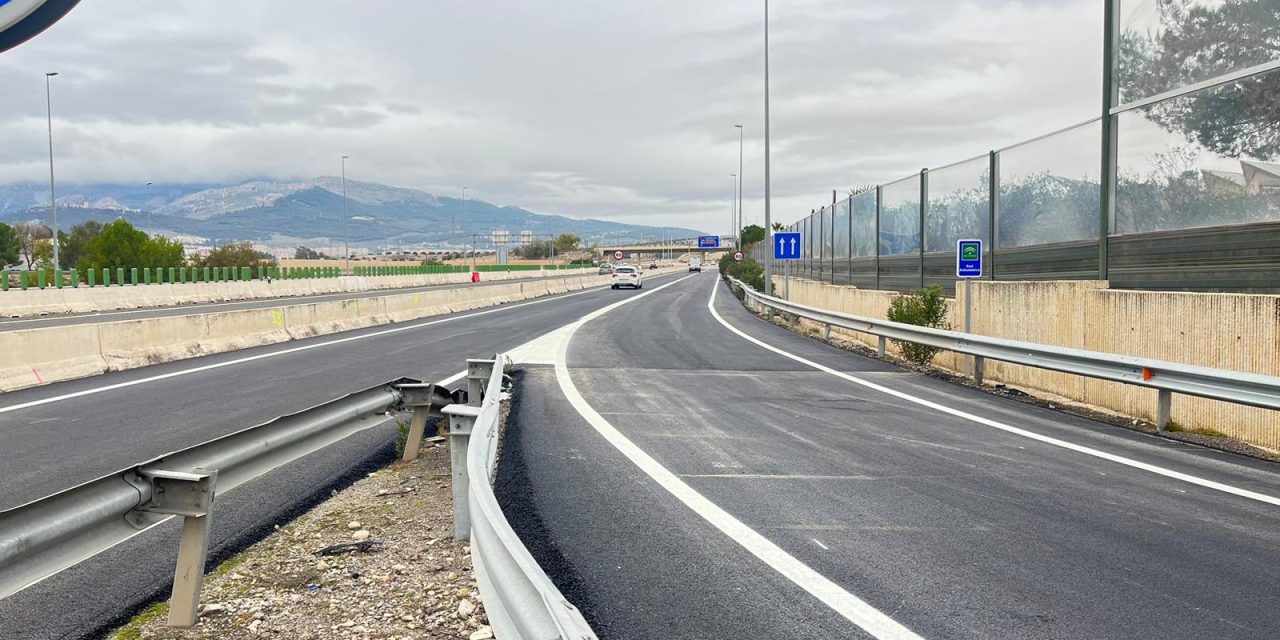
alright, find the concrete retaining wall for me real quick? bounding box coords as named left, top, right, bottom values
left=772, top=276, right=1280, bottom=450
left=0, top=273, right=616, bottom=394
left=0, top=268, right=598, bottom=318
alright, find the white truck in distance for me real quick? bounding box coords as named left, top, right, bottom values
left=688, top=256, right=702, bottom=272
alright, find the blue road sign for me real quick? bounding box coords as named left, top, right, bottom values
left=0, top=0, right=83, bottom=54
left=697, top=235, right=721, bottom=249
left=957, top=239, right=982, bottom=278
left=774, top=232, right=802, bottom=260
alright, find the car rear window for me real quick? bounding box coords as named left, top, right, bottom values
left=615, top=267, right=636, bottom=273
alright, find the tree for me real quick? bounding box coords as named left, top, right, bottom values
left=739, top=224, right=767, bottom=247
left=887, top=285, right=951, bottom=365
left=1120, top=0, right=1280, bottom=158
left=32, top=239, right=54, bottom=270
left=14, top=222, right=52, bottom=270
left=771, top=222, right=785, bottom=232
left=78, top=219, right=186, bottom=272
left=295, top=246, right=328, bottom=260
left=553, top=232, right=580, bottom=253
left=193, top=241, right=272, bottom=269
left=0, top=223, right=19, bottom=267
left=58, top=220, right=105, bottom=270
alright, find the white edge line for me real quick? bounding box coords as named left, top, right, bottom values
left=553, top=274, right=924, bottom=640
left=0, top=278, right=633, bottom=415
left=708, top=279, right=1280, bottom=508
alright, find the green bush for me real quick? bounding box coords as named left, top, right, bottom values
left=886, top=285, right=950, bottom=365
left=718, top=254, right=764, bottom=292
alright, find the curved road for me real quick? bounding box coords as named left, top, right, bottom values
left=500, top=272, right=1280, bottom=639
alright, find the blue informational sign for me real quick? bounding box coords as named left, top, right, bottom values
left=697, top=235, right=721, bottom=249
left=956, top=239, right=983, bottom=278
left=0, top=0, right=83, bottom=54
left=774, top=232, right=802, bottom=260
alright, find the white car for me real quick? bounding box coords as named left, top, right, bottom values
left=611, top=265, right=643, bottom=289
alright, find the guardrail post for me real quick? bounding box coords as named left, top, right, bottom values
left=1156, top=389, right=1172, bottom=431
left=467, top=359, right=495, bottom=407
left=974, top=356, right=985, bottom=386
left=878, top=336, right=887, bottom=358
left=133, top=468, right=218, bottom=627
left=442, top=404, right=479, bottom=541
left=823, top=323, right=831, bottom=340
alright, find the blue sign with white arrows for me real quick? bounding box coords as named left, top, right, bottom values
left=774, top=232, right=801, bottom=260
left=697, top=235, right=721, bottom=249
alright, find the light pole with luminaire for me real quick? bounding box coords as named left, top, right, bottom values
left=341, top=155, right=350, bottom=271
left=45, top=71, right=59, bottom=272
left=145, top=181, right=153, bottom=234
left=734, top=124, right=743, bottom=241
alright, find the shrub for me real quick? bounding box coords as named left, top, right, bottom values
left=887, top=285, right=950, bottom=365
left=718, top=254, right=764, bottom=292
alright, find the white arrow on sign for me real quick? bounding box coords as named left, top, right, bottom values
left=789, top=237, right=797, bottom=254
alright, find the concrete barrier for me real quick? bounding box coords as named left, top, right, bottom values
left=0, top=324, right=106, bottom=390
left=0, top=272, right=610, bottom=393
left=0, top=268, right=598, bottom=318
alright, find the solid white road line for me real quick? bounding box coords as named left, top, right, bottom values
left=0, top=283, right=616, bottom=415
left=554, top=273, right=925, bottom=640
left=707, top=279, right=1280, bottom=508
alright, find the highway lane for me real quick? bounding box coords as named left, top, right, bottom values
left=0, top=270, right=594, bottom=331
left=0, top=272, right=680, bottom=640
left=502, top=272, right=1280, bottom=639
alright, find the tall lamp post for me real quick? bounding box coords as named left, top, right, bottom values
left=734, top=124, right=743, bottom=240
left=341, top=155, right=350, bottom=271
left=762, top=0, right=774, bottom=295
left=45, top=71, right=59, bottom=272
left=730, top=174, right=738, bottom=239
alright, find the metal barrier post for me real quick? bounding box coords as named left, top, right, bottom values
left=1156, top=389, right=1172, bottom=431
left=443, top=404, right=479, bottom=541
left=132, top=468, right=218, bottom=627
left=823, top=323, right=831, bottom=340
left=878, top=336, right=887, bottom=358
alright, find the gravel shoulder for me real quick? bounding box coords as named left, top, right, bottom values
left=110, top=435, right=492, bottom=640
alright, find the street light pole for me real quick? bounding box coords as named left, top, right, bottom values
left=341, top=155, right=350, bottom=271
left=145, top=181, right=153, bottom=234
left=730, top=174, right=737, bottom=239
left=762, top=0, right=774, bottom=295
left=45, top=71, right=59, bottom=272
left=735, top=124, right=743, bottom=242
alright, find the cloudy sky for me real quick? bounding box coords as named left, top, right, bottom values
left=0, top=0, right=1104, bottom=232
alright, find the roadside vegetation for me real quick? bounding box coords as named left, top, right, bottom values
left=886, top=285, right=950, bottom=365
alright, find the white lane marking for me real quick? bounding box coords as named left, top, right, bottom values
left=0, top=281, right=625, bottom=415
left=707, top=280, right=1280, bottom=508
left=813, top=538, right=830, bottom=551
left=554, top=274, right=924, bottom=640
left=436, top=370, right=467, bottom=387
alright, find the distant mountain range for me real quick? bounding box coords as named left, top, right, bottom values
left=0, top=178, right=703, bottom=250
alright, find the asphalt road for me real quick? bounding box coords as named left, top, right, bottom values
left=0, top=272, right=680, bottom=640
left=0, top=270, right=594, bottom=331
left=500, top=272, right=1280, bottom=639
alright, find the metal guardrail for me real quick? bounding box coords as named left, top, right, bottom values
left=443, top=356, right=597, bottom=640
left=725, top=277, right=1280, bottom=427
left=0, top=378, right=455, bottom=626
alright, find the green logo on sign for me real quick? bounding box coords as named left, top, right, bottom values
left=962, top=244, right=978, bottom=260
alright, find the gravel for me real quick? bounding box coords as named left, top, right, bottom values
left=110, top=440, right=490, bottom=639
